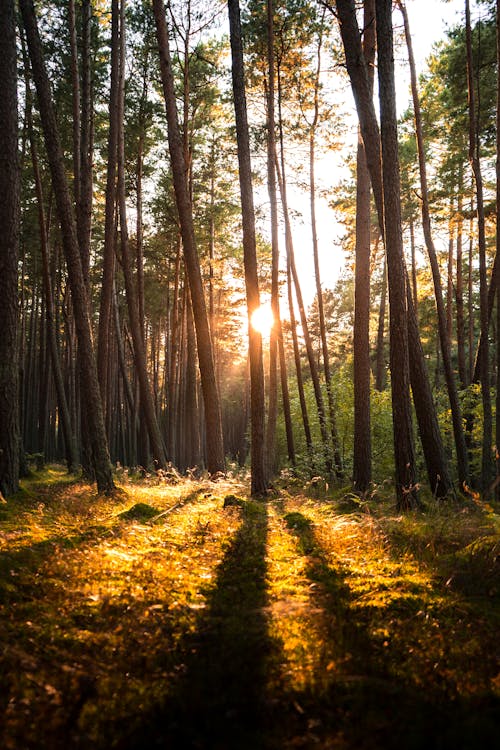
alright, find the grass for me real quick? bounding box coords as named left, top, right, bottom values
left=0, top=467, right=499, bottom=749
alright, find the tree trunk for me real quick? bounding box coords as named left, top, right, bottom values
left=20, top=0, right=115, bottom=494
left=226, top=0, right=267, bottom=493
left=377, top=0, right=417, bottom=508
left=117, top=0, right=166, bottom=470
left=0, top=0, right=20, bottom=497
left=398, top=0, right=469, bottom=489
left=496, top=0, right=500, bottom=500
left=333, top=0, right=452, bottom=500
left=456, top=171, right=468, bottom=388
left=154, top=0, right=225, bottom=477
left=466, top=0, right=493, bottom=492
left=375, top=250, right=387, bottom=391
left=97, top=0, right=119, bottom=416
left=353, top=0, right=375, bottom=494
left=25, top=65, right=79, bottom=472
left=264, top=0, right=280, bottom=480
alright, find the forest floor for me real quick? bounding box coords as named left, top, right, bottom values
left=0, top=466, right=499, bottom=749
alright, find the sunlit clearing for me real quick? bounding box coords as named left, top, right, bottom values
left=250, top=304, right=274, bottom=337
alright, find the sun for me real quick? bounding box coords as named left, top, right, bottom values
left=250, top=304, right=275, bottom=337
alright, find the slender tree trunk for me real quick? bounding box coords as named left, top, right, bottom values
left=264, top=0, right=280, bottom=479
left=333, top=0, right=452, bottom=500
left=25, top=67, right=79, bottom=472
left=97, top=0, right=119, bottom=415
left=353, top=0, right=375, bottom=493
left=20, top=0, right=114, bottom=493
left=154, top=0, right=225, bottom=476
left=398, top=0, right=469, bottom=489
left=68, top=0, right=80, bottom=209
left=495, top=0, right=500, bottom=499
left=226, top=0, right=266, bottom=493
left=456, top=173, right=468, bottom=388
left=409, top=217, right=418, bottom=319
left=466, top=0, right=493, bottom=492
left=377, top=0, right=417, bottom=508
left=117, top=0, right=166, bottom=470
left=275, top=138, right=332, bottom=475
left=288, top=255, right=313, bottom=458
left=375, top=251, right=387, bottom=391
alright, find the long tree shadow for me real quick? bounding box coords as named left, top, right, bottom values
left=278, top=507, right=500, bottom=750
left=120, top=499, right=281, bottom=750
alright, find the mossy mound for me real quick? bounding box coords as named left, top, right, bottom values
left=118, top=502, right=158, bottom=522
left=223, top=494, right=244, bottom=509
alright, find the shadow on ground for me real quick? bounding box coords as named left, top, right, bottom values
left=275, top=507, right=500, bottom=750
left=116, top=499, right=282, bottom=749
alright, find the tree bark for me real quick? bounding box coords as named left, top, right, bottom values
left=332, top=0, right=452, bottom=499
left=154, top=0, right=225, bottom=477
left=398, top=0, right=469, bottom=489
left=117, top=0, right=166, bottom=470
left=264, top=0, right=280, bottom=480
left=377, top=0, right=417, bottom=508
left=226, top=0, right=267, bottom=493
left=0, top=0, right=20, bottom=497
left=20, top=0, right=115, bottom=494
left=466, top=0, right=493, bottom=492
left=353, top=0, right=375, bottom=493
left=97, top=0, right=119, bottom=417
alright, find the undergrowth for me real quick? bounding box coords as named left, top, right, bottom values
left=0, top=466, right=499, bottom=749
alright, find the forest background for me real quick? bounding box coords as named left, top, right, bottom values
left=2, top=0, right=500, bottom=504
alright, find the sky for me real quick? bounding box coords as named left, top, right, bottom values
left=291, top=0, right=466, bottom=309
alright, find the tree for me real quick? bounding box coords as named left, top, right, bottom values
left=397, top=0, right=469, bottom=490
left=20, top=0, right=115, bottom=494
left=352, top=0, right=375, bottom=494
left=466, top=0, right=493, bottom=492
left=0, top=0, right=20, bottom=498
left=227, top=0, right=267, bottom=495
left=376, top=0, right=417, bottom=508
left=153, top=0, right=225, bottom=476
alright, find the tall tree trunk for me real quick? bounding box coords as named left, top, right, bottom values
left=24, top=62, right=79, bottom=473
left=0, top=0, right=19, bottom=497
left=456, top=171, right=468, bottom=388
left=117, top=0, right=166, bottom=470
left=20, top=0, right=114, bottom=494
left=353, top=0, right=375, bottom=493
left=377, top=0, right=417, bottom=508
left=495, top=0, right=500, bottom=499
left=398, top=0, right=469, bottom=489
left=226, top=0, right=267, bottom=493
left=154, top=0, right=225, bottom=477
left=332, top=0, right=452, bottom=500
left=466, top=0, right=493, bottom=491
left=309, top=13, right=343, bottom=478
left=375, top=251, right=387, bottom=391
left=97, top=0, right=119, bottom=416
left=264, top=0, right=280, bottom=479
